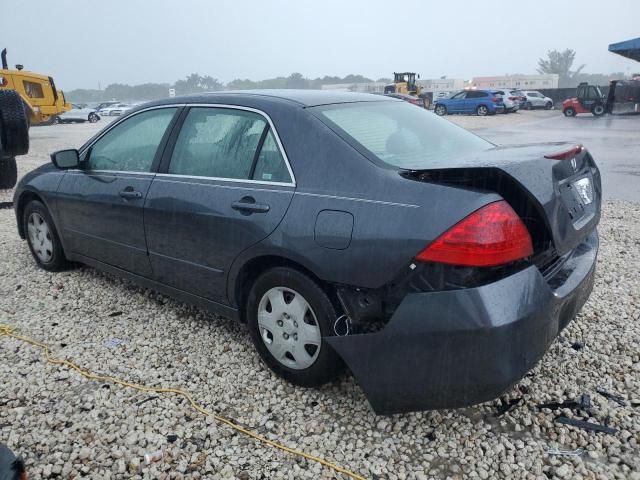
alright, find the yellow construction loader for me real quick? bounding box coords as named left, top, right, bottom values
left=0, top=48, right=71, bottom=125
left=384, top=72, right=423, bottom=96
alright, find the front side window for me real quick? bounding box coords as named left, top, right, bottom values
left=86, top=108, right=177, bottom=172
left=314, top=101, right=492, bottom=170
left=23, top=80, right=44, bottom=98
left=451, top=92, right=466, bottom=99
left=169, top=107, right=268, bottom=180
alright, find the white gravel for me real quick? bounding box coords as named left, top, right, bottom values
left=0, top=115, right=639, bottom=480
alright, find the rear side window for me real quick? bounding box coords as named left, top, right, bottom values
left=252, top=130, right=292, bottom=183
left=169, top=108, right=267, bottom=179
left=467, top=91, right=488, bottom=98
left=87, top=108, right=177, bottom=172
left=314, top=101, right=491, bottom=170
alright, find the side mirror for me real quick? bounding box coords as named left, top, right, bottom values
left=51, top=149, right=80, bottom=169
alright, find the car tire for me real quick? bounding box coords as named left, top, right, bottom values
left=52, top=116, right=61, bottom=125
left=246, top=267, right=344, bottom=387
left=591, top=104, right=605, bottom=117
left=88, top=113, right=99, bottom=123
left=0, top=89, right=30, bottom=156
left=525, top=102, right=532, bottom=110
left=23, top=200, right=69, bottom=271
left=0, top=155, right=17, bottom=189
left=476, top=105, right=489, bottom=116
left=434, top=104, right=447, bottom=116
left=563, top=107, right=577, bottom=117
left=545, top=101, right=553, bottom=110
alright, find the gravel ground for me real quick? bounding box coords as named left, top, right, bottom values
left=1, top=111, right=639, bottom=480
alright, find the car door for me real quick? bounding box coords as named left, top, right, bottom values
left=447, top=91, right=466, bottom=112
left=464, top=90, right=485, bottom=112
left=144, top=106, right=296, bottom=304
left=56, top=106, right=180, bottom=276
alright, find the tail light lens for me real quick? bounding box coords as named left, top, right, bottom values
left=509, top=96, right=518, bottom=100
left=415, top=201, right=533, bottom=267
left=544, top=144, right=583, bottom=160
left=491, top=96, right=499, bottom=102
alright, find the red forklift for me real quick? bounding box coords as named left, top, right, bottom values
left=562, top=80, right=640, bottom=117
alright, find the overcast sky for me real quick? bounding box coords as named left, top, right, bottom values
left=1, top=0, right=639, bottom=89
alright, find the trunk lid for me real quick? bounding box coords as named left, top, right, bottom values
left=404, top=142, right=602, bottom=259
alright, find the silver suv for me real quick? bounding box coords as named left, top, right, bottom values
left=523, top=90, right=553, bottom=110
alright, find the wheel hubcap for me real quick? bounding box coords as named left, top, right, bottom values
left=257, top=287, right=321, bottom=370
left=27, top=213, right=54, bottom=263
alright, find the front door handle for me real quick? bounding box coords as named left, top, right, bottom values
left=231, top=196, right=270, bottom=214
left=119, top=188, right=143, bottom=200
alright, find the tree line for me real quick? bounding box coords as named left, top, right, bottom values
left=66, top=73, right=391, bottom=103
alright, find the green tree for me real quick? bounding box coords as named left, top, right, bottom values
left=285, top=72, right=308, bottom=89
left=537, top=49, right=585, bottom=87
left=173, top=73, right=222, bottom=95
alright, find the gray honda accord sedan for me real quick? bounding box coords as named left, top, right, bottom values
left=14, top=90, right=601, bottom=414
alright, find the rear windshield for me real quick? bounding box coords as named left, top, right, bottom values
left=313, top=101, right=492, bottom=169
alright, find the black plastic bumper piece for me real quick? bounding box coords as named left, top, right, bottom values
left=327, top=230, right=598, bottom=415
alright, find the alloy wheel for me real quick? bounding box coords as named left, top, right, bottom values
left=477, top=106, right=488, bottom=116
left=27, top=212, right=54, bottom=263
left=257, top=287, right=321, bottom=370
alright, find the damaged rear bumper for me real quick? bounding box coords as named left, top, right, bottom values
left=327, top=230, right=598, bottom=415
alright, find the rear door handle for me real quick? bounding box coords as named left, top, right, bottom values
left=231, top=196, right=270, bottom=214
left=119, top=189, right=143, bottom=199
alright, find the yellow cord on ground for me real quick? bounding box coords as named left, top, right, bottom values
left=0, top=324, right=366, bottom=480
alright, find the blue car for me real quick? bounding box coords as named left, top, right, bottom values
left=434, top=89, right=505, bottom=116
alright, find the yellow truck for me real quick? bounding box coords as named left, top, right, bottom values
left=0, top=48, right=71, bottom=125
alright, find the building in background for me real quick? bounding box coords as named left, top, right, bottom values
left=417, top=78, right=466, bottom=98
left=469, top=74, right=559, bottom=90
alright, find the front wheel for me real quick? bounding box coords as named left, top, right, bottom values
left=434, top=104, right=447, bottom=116
left=591, top=104, right=605, bottom=117
left=476, top=105, right=488, bottom=116
left=88, top=113, right=99, bottom=123
left=0, top=156, right=18, bottom=189
left=23, top=200, right=69, bottom=271
left=246, top=267, right=344, bottom=387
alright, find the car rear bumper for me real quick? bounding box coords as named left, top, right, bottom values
left=327, top=229, right=598, bottom=415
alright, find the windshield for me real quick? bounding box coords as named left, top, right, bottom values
left=314, top=101, right=492, bottom=169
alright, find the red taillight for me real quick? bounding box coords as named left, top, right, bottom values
left=491, top=96, right=499, bottom=102
left=509, top=96, right=518, bottom=100
left=544, top=144, right=583, bottom=160
left=415, top=201, right=534, bottom=267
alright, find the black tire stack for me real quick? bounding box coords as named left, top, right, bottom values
left=0, top=89, right=30, bottom=189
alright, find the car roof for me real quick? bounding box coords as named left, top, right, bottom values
left=140, top=89, right=396, bottom=109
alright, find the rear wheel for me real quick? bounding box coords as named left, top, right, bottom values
left=246, top=267, right=344, bottom=387
left=591, top=104, right=605, bottom=117
left=545, top=101, right=553, bottom=110
left=88, top=113, right=99, bottom=123
left=434, top=104, right=447, bottom=116
left=563, top=107, right=577, bottom=117
left=476, top=105, right=488, bottom=116
left=23, top=200, right=68, bottom=271
left=0, top=89, right=29, bottom=156
left=0, top=156, right=17, bottom=189
left=525, top=102, right=532, bottom=110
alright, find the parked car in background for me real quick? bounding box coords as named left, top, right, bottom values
left=13, top=91, right=600, bottom=414
left=56, top=104, right=100, bottom=124
left=109, top=104, right=133, bottom=116
left=94, top=101, right=120, bottom=112
left=434, top=89, right=505, bottom=116
left=523, top=91, right=554, bottom=110
left=384, top=93, right=426, bottom=108
left=98, top=103, right=131, bottom=116
left=492, top=89, right=521, bottom=113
